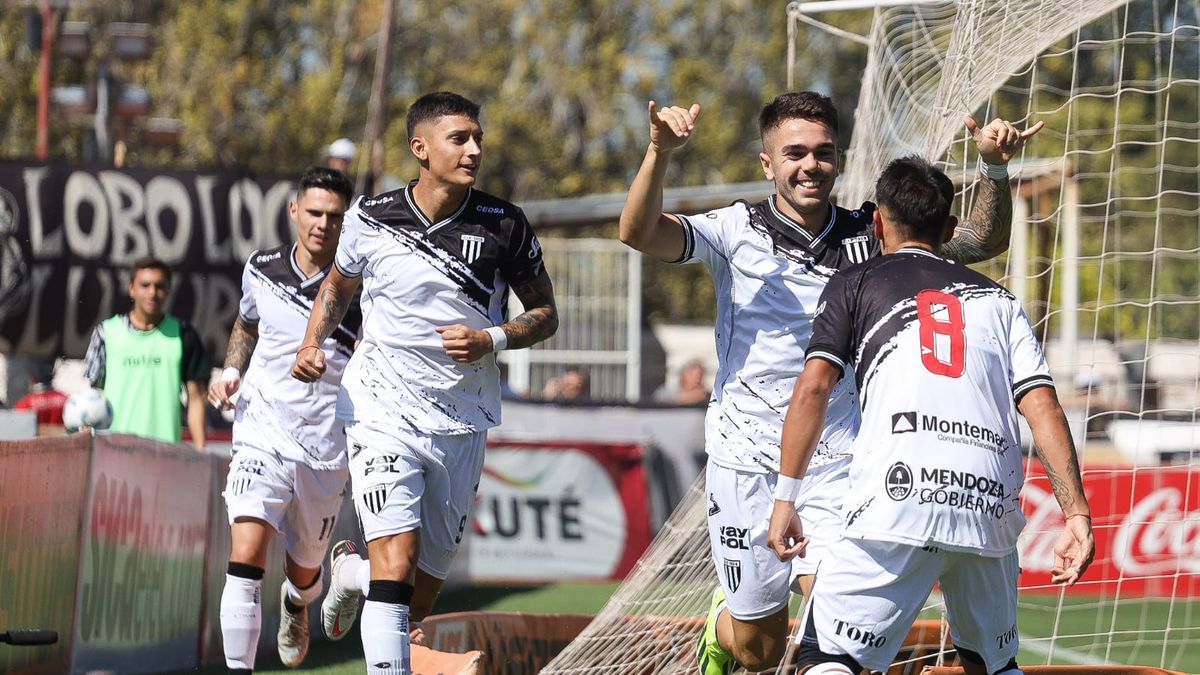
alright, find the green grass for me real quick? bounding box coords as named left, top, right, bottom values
left=176, top=584, right=1199, bottom=674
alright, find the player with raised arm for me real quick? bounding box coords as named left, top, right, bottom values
left=292, top=91, right=558, bottom=675
left=767, top=156, right=1093, bottom=675
left=209, top=166, right=358, bottom=672
left=618, top=91, right=1042, bottom=674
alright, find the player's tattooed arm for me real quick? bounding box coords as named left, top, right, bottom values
left=223, top=317, right=259, bottom=374
left=505, top=270, right=559, bottom=349
left=941, top=176, right=1011, bottom=265
left=293, top=267, right=361, bottom=382
left=1040, top=448, right=1088, bottom=516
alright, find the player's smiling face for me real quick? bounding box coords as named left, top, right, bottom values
left=759, top=118, right=839, bottom=226
left=291, top=187, right=347, bottom=259
left=412, top=114, right=483, bottom=189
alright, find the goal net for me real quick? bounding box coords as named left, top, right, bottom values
left=542, top=1, right=1200, bottom=673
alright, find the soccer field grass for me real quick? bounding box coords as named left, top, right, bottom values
left=175, top=583, right=1198, bottom=674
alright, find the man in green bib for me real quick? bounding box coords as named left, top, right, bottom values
left=84, top=257, right=210, bottom=448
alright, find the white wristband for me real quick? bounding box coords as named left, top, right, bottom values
left=484, top=326, right=508, bottom=352
left=221, top=367, right=241, bottom=383
left=980, top=161, right=1009, bottom=180
left=773, top=474, right=804, bottom=502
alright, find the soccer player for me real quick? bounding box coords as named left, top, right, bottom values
left=618, top=92, right=1041, bottom=674
left=209, top=166, right=357, bottom=672
left=768, top=156, right=1093, bottom=675
left=85, top=257, right=209, bottom=448
left=292, top=91, right=558, bottom=675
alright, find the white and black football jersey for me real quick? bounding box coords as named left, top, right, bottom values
left=334, top=181, right=545, bottom=433
left=235, top=244, right=363, bottom=469
left=675, top=197, right=880, bottom=475
left=806, top=247, right=1054, bottom=556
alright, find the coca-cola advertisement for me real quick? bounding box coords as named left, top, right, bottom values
left=1018, top=464, right=1200, bottom=597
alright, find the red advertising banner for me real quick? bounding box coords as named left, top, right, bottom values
left=0, top=434, right=91, bottom=675
left=1018, top=464, right=1200, bottom=596
left=469, top=440, right=653, bottom=581
left=72, top=435, right=212, bottom=673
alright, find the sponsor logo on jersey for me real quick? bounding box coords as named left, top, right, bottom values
left=708, top=492, right=721, bottom=517
left=363, top=484, right=388, bottom=515
left=475, top=205, right=505, bottom=215
left=832, top=619, right=887, bottom=648
left=913, top=467, right=1010, bottom=519
left=892, top=410, right=1012, bottom=454
left=885, top=462, right=913, bottom=501
left=461, top=234, right=485, bottom=264
left=723, top=558, right=742, bottom=593
left=719, top=526, right=749, bottom=550
left=256, top=250, right=283, bottom=263
left=891, top=411, right=917, bottom=434
left=528, top=235, right=542, bottom=259
left=362, top=195, right=394, bottom=207
left=814, top=300, right=827, bottom=317
left=841, top=235, right=871, bottom=265
left=920, top=413, right=1013, bottom=454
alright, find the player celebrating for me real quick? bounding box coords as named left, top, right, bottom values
left=618, top=91, right=1041, bottom=674
left=292, top=91, right=558, bottom=675
left=768, top=156, right=1093, bottom=675
left=209, top=166, right=358, bottom=672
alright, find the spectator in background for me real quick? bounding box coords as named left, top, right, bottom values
left=13, top=361, right=67, bottom=427
left=84, top=257, right=209, bottom=449
left=325, top=138, right=357, bottom=173
left=543, top=367, right=590, bottom=402
left=655, top=359, right=712, bottom=406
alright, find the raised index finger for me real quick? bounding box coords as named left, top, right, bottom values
left=1019, top=120, right=1045, bottom=139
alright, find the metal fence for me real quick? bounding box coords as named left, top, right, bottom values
left=502, top=238, right=642, bottom=402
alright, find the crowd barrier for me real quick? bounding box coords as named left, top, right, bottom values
left=3, top=430, right=1196, bottom=673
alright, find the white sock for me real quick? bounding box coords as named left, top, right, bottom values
left=283, top=571, right=324, bottom=609
left=332, top=553, right=371, bottom=597
left=361, top=599, right=411, bottom=675
left=220, top=573, right=262, bottom=670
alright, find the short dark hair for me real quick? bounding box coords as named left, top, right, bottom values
left=298, top=165, right=353, bottom=206
left=874, top=156, right=955, bottom=245
left=407, top=91, right=481, bottom=139
left=759, top=91, right=839, bottom=140
left=131, top=257, right=170, bottom=285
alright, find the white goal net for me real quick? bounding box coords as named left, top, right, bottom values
left=543, top=0, right=1199, bottom=672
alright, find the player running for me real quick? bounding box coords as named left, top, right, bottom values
left=768, top=156, right=1093, bottom=675
left=618, top=91, right=1041, bottom=674
left=209, top=166, right=358, bottom=671
left=292, top=91, right=558, bottom=675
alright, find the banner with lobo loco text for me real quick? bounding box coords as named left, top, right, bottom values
left=72, top=434, right=212, bottom=674
left=0, top=161, right=296, bottom=360
left=1018, top=464, right=1200, bottom=596
left=0, top=434, right=92, bottom=675
left=468, top=440, right=653, bottom=581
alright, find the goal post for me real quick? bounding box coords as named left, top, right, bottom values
left=543, top=1, right=1199, bottom=672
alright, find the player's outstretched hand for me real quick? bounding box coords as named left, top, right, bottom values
left=292, top=344, right=327, bottom=383
left=1050, top=514, right=1095, bottom=586
left=649, top=101, right=701, bottom=153
left=437, top=324, right=493, bottom=363
left=965, top=115, right=1044, bottom=166
left=208, top=367, right=241, bottom=410
left=767, top=499, right=809, bottom=562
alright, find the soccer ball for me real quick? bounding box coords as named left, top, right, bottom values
left=63, top=388, right=113, bottom=431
